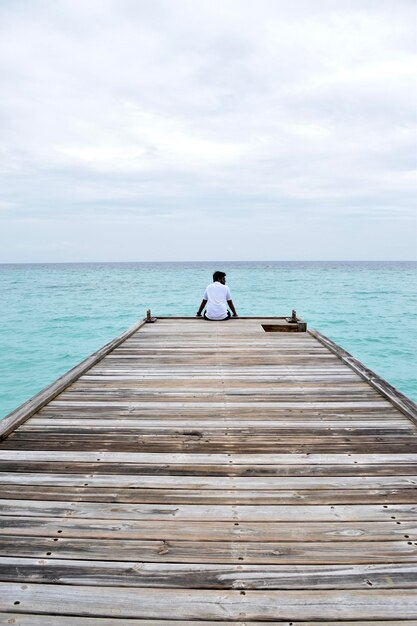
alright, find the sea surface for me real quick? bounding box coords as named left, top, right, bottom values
left=0, top=261, right=416, bottom=420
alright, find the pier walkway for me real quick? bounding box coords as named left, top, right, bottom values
left=0, top=317, right=416, bottom=624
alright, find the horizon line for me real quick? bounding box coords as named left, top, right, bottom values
left=1, top=259, right=416, bottom=265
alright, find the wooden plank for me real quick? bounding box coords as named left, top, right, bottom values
left=12, top=439, right=411, bottom=453
left=19, top=415, right=413, bottom=426
left=0, top=472, right=416, bottom=489
left=1, top=485, right=416, bottom=505
left=1, top=619, right=416, bottom=626
left=2, top=516, right=416, bottom=542
left=1, top=620, right=417, bottom=626
left=1, top=500, right=416, bottom=521
left=1, top=460, right=417, bottom=477
left=2, top=536, right=417, bottom=564
left=45, top=400, right=393, bottom=408
left=1, top=557, right=417, bottom=589
left=13, top=428, right=414, bottom=439
left=30, top=408, right=407, bottom=420
left=1, top=583, right=417, bottom=620
left=2, top=437, right=414, bottom=454
left=1, top=450, right=416, bottom=464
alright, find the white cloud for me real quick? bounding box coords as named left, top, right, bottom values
left=0, top=0, right=415, bottom=260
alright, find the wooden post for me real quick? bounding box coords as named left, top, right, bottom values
left=145, top=309, right=157, bottom=323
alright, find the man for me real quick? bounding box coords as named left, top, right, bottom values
left=196, top=271, right=238, bottom=320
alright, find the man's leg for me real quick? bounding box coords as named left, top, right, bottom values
left=203, top=312, right=231, bottom=321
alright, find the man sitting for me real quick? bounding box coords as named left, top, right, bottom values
left=196, top=271, right=238, bottom=321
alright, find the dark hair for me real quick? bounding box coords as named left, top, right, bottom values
left=213, top=271, right=226, bottom=282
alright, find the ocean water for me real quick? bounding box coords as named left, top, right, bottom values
left=0, top=261, right=416, bottom=420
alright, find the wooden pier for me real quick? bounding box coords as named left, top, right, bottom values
left=0, top=316, right=416, bottom=624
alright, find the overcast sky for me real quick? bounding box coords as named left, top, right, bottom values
left=0, top=0, right=415, bottom=262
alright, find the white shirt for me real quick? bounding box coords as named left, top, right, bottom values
left=203, top=282, right=232, bottom=320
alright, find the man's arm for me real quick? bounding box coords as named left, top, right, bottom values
left=227, top=300, right=238, bottom=317
left=196, top=299, right=207, bottom=317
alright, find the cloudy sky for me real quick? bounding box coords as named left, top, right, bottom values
left=0, top=0, right=415, bottom=262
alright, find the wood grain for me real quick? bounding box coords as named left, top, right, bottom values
left=0, top=317, right=416, bottom=621
left=1, top=583, right=417, bottom=620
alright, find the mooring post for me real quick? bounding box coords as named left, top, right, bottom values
left=145, top=309, right=157, bottom=323
left=291, top=309, right=297, bottom=323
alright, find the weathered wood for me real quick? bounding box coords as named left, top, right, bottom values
left=0, top=316, right=416, bottom=622
left=1, top=536, right=417, bottom=564
left=2, top=516, right=416, bottom=541
left=1, top=500, right=416, bottom=520
left=2, top=460, right=417, bottom=476
left=1, top=471, right=416, bottom=489
left=3, top=437, right=414, bottom=453
left=1, top=583, right=417, bottom=620
left=0, top=618, right=416, bottom=626
left=1, top=450, right=416, bottom=464
left=1, top=485, right=416, bottom=504
left=1, top=557, right=417, bottom=589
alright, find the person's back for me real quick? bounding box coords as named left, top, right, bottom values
left=204, top=281, right=232, bottom=320
left=197, top=271, right=238, bottom=321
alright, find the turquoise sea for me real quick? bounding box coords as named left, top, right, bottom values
left=0, top=261, right=416, bottom=420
